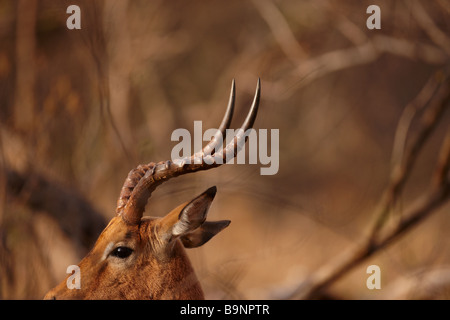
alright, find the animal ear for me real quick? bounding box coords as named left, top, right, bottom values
left=157, top=186, right=217, bottom=243
left=180, top=220, right=230, bottom=248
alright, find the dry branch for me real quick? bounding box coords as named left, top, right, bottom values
left=288, top=69, right=450, bottom=300
left=369, top=70, right=450, bottom=243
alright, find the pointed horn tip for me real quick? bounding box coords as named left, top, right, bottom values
left=247, top=78, right=261, bottom=115
left=234, top=77, right=261, bottom=133
left=230, top=79, right=236, bottom=94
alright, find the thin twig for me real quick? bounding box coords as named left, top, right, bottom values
left=410, top=0, right=450, bottom=55
left=251, top=0, right=307, bottom=63
left=391, top=72, right=444, bottom=168
left=369, top=71, right=450, bottom=243
left=264, top=35, right=448, bottom=102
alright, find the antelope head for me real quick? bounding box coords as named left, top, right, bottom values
left=44, top=79, right=260, bottom=300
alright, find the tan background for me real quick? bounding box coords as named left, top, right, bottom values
left=0, top=0, right=449, bottom=299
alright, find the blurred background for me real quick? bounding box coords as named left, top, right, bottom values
left=0, top=0, right=449, bottom=299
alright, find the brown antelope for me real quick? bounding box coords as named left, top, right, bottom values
left=44, top=79, right=260, bottom=299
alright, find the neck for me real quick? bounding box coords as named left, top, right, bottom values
left=150, top=240, right=204, bottom=300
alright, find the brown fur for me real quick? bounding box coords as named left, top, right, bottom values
left=44, top=189, right=228, bottom=300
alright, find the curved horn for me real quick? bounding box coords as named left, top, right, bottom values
left=117, top=79, right=261, bottom=225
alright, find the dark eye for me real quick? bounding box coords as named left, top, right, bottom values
left=110, top=246, right=133, bottom=259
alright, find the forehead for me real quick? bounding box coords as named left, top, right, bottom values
left=95, top=217, right=139, bottom=248
left=98, top=216, right=158, bottom=242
